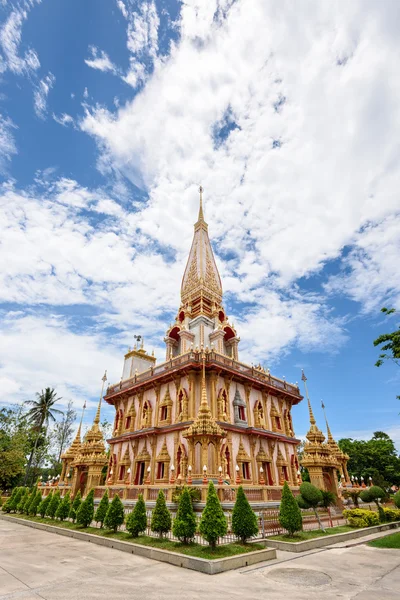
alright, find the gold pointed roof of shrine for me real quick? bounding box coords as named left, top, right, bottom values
left=181, top=187, right=223, bottom=307
left=183, top=358, right=225, bottom=438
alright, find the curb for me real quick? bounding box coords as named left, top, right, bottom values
left=262, top=521, right=400, bottom=553
left=0, top=515, right=276, bottom=575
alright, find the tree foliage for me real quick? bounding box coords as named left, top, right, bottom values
left=51, top=400, right=76, bottom=465
left=279, top=481, right=303, bottom=536
left=29, top=490, right=42, bottom=516
left=69, top=490, right=81, bottom=522
left=232, top=486, right=259, bottom=543
left=338, top=432, right=400, bottom=487
left=125, top=495, right=146, bottom=537
left=56, top=491, right=71, bottom=521
left=320, top=490, right=337, bottom=508
left=199, top=481, right=227, bottom=548
left=104, top=494, right=125, bottom=532
left=297, top=482, right=325, bottom=531
left=172, top=487, right=197, bottom=544
left=0, top=407, right=30, bottom=490
left=151, top=490, right=171, bottom=538
left=47, top=490, right=61, bottom=518
left=394, top=491, right=400, bottom=509
left=38, top=492, right=52, bottom=518
left=77, top=489, right=94, bottom=527
left=94, top=489, right=109, bottom=527
left=374, top=308, right=400, bottom=400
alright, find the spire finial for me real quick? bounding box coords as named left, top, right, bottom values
left=201, top=354, right=208, bottom=408
left=301, top=369, right=316, bottom=425
left=198, top=185, right=204, bottom=222
left=77, top=400, right=86, bottom=437
left=321, top=400, right=333, bottom=440
left=94, top=370, right=107, bottom=425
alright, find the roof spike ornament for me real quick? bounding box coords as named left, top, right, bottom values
left=94, top=370, right=107, bottom=426
left=198, top=185, right=205, bottom=222
left=321, top=400, right=334, bottom=442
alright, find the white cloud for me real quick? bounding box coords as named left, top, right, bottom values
left=53, top=112, right=74, bottom=127
left=0, top=114, right=16, bottom=172
left=85, top=46, right=118, bottom=74
left=81, top=0, right=400, bottom=316
left=33, top=72, right=55, bottom=119
left=0, top=2, right=41, bottom=75
left=325, top=215, right=400, bottom=312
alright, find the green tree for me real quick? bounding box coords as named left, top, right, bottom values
left=0, top=407, right=30, bottom=490
left=338, top=432, right=400, bottom=487
left=23, top=489, right=36, bottom=514
left=9, top=487, right=24, bottom=513
left=94, top=489, right=109, bottom=527
left=29, top=490, right=42, bottom=516
left=125, top=495, right=146, bottom=537
left=199, top=481, right=227, bottom=549
left=394, top=491, right=400, bottom=509
left=297, top=482, right=325, bottom=531
left=55, top=491, right=71, bottom=521
left=17, top=488, right=28, bottom=513
left=374, top=308, right=399, bottom=400
left=47, top=490, right=61, bottom=518
left=279, top=481, right=303, bottom=537
left=360, top=486, right=386, bottom=522
left=24, top=388, right=63, bottom=485
left=151, top=490, right=171, bottom=538
left=69, top=491, right=81, bottom=522
left=232, top=486, right=259, bottom=543
left=38, top=492, right=52, bottom=518
left=342, top=488, right=362, bottom=507
left=76, top=489, right=94, bottom=527
left=3, top=488, right=18, bottom=513
left=172, top=487, right=197, bottom=544
left=104, top=494, right=125, bottom=533
left=320, top=490, right=337, bottom=508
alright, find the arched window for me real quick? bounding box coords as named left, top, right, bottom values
left=194, top=442, right=202, bottom=474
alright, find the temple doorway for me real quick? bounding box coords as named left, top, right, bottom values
left=135, top=462, right=145, bottom=485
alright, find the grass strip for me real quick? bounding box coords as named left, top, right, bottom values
left=269, top=525, right=354, bottom=542
left=3, top=513, right=264, bottom=560
left=368, top=533, right=400, bottom=549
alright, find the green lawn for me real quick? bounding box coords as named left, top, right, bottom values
left=269, top=525, right=354, bottom=542
left=3, top=513, right=264, bottom=560
left=368, top=533, right=400, bottom=549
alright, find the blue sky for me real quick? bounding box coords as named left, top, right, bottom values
left=0, top=0, right=399, bottom=447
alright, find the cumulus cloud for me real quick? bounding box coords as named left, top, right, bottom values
left=82, top=0, right=400, bottom=314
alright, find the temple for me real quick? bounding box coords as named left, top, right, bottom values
left=54, top=188, right=348, bottom=505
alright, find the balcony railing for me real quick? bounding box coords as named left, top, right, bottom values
left=106, top=350, right=300, bottom=398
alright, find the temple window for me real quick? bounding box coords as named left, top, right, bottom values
left=160, top=406, right=168, bottom=421
left=225, top=447, right=231, bottom=477
left=159, top=388, right=172, bottom=424
left=282, top=466, right=289, bottom=481
left=233, top=387, right=247, bottom=425
left=156, top=462, right=165, bottom=479
left=125, top=416, right=131, bottom=430
left=242, top=462, right=251, bottom=480
left=275, top=416, right=281, bottom=430
left=119, top=465, right=126, bottom=481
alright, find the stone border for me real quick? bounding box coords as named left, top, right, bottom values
left=0, top=515, right=276, bottom=575
left=262, top=521, right=400, bottom=553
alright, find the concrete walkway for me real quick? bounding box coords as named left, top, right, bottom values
left=1, top=519, right=400, bottom=600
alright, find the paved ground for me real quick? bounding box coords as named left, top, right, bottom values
left=1, top=519, right=400, bottom=600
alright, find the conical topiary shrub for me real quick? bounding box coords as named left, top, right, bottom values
left=17, top=489, right=28, bottom=513
left=125, top=494, right=146, bottom=537
left=172, top=487, right=197, bottom=544
left=151, top=490, right=171, bottom=538
left=94, top=489, right=109, bottom=528
left=199, top=481, right=227, bottom=549
left=279, top=481, right=303, bottom=537
left=77, top=489, right=95, bottom=528
left=232, top=486, right=259, bottom=543
left=47, top=490, right=61, bottom=519
left=22, top=490, right=35, bottom=514
left=104, top=494, right=125, bottom=533
left=55, top=491, right=71, bottom=521
left=38, top=492, right=52, bottom=518
left=69, top=490, right=82, bottom=523
left=3, top=488, right=18, bottom=513
left=10, top=487, right=24, bottom=513
left=29, top=490, right=42, bottom=516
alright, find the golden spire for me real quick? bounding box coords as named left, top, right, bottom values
left=94, top=370, right=107, bottom=426
left=321, top=400, right=334, bottom=442
left=75, top=401, right=86, bottom=441
left=198, top=185, right=204, bottom=222
left=181, top=187, right=223, bottom=312
left=183, top=355, right=225, bottom=438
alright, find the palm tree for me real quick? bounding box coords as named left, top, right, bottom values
left=24, top=388, right=63, bottom=484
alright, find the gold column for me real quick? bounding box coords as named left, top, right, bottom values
left=188, top=371, right=196, bottom=418
left=154, top=385, right=161, bottom=426
left=244, top=383, right=252, bottom=426
left=209, top=371, right=217, bottom=418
